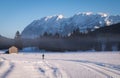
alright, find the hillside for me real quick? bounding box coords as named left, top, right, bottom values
left=0, top=35, right=14, bottom=49
left=21, top=12, right=120, bottom=38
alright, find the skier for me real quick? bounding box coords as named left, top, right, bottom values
left=42, top=54, right=44, bottom=60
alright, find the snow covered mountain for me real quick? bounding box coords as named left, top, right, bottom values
left=22, top=12, right=120, bottom=38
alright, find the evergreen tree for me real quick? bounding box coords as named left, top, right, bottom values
left=71, top=28, right=80, bottom=37
left=54, top=32, right=59, bottom=38
left=14, top=31, right=23, bottom=50
left=43, top=32, right=48, bottom=37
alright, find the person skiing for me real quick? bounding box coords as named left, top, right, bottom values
left=42, top=54, right=44, bottom=60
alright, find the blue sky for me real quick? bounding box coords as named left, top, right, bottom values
left=0, top=0, right=120, bottom=38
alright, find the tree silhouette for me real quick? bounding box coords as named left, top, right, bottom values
left=71, top=28, right=81, bottom=37
left=43, top=32, right=48, bottom=37
left=14, top=31, right=23, bottom=50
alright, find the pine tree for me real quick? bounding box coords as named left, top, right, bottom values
left=54, top=32, right=59, bottom=38
left=71, top=28, right=80, bottom=37
left=43, top=32, right=48, bottom=37
left=14, top=31, right=22, bottom=50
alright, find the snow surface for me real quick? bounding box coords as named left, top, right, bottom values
left=0, top=52, right=120, bottom=78
left=21, top=12, right=120, bottom=38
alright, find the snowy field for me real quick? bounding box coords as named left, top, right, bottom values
left=0, top=51, right=120, bottom=78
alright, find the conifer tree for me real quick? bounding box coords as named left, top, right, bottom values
left=14, top=31, right=22, bottom=50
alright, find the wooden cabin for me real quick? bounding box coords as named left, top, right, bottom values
left=8, top=46, right=18, bottom=54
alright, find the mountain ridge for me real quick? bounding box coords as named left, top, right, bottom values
left=21, top=12, right=120, bottom=38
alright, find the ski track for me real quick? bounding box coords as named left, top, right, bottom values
left=34, top=60, right=68, bottom=78
left=80, top=63, right=120, bottom=78
left=59, top=59, right=120, bottom=78
left=0, top=57, right=68, bottom=78
left=0, top=58, right=14, bottom=78
left=0, top=52, right=120, bottom=78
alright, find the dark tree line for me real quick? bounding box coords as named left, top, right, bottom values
left=35, top=23, right=120, bottom=51
left=0, top=31, right=23, bottom=50
left=14, top=31, right=23, bottom=50
left=1, top=23, right=120, bottom=51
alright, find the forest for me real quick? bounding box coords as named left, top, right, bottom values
left=0, top=23, right=120, bottom=51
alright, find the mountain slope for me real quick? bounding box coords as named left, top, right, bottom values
left=92, top=23, right=120, bottom=34
left=21, top=12, right=120, bottom=38
left=0, top=35, right=14, bottom=49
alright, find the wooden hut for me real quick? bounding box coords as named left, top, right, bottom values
left=8, top=46, right=18, bottom=54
